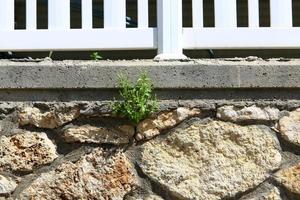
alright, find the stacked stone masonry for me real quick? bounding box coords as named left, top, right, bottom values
left=0, top=100, right=300, bottom=200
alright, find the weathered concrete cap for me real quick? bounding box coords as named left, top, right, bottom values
left=0, top=58, right=299, bottom=89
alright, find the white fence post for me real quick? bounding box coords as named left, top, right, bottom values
left=154, top=0, right=187, bottom=60
left=48, top=0, right=70, bottom=30
left=214, top=0, right=237, bottom=28
left=270, top=0, right=293, bottom=27
left=0, top=0, right=14, bottom=30
left=26, top=0, right=37, bottom=30
left=104, top=0, right=126, bottom=28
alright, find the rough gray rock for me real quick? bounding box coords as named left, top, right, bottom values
left=0, top=131, right=58, bottom=172
left=277, top=108, right=300, bottom=146
left=274, top=163, right=300, bottom=197
left=239, top=182, right=282, bottom=200
left=63, top=124, right=135, bottom=144
left=217, top=105, right=281, bottom=123
left=136, top=107, right=201, bottom=141
left=138, top=119, right=282, bottom=200
left=17, top=148, right=136, bottom=200
left=18, top=106, right=80, bottom=129
left=0, top=175, right=17, bottom=195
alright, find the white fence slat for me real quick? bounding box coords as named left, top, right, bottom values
left=0, top=0, right=14, bottom=30
left=26, top=0, right=37, bottom=30
left=82, top=0, right=93, bottom=29
left=248, top=0, right=259, bottom=28
left=214, top=0, right=237, bottom=28
left=104, top=0, right=126, bottom=28
left=270, top=0, right=293, bottom=27
left=192, top=0, right=203, bottom=28
left=48, top=0, right=70, bottom=30
left=138, top=0, right=149, bottom=28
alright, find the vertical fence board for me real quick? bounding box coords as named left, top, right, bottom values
left=48, top=0, right=70, bottom=29
left=192, top=0, right=203, bottom=28
left=138, top=0, right=149, bottom=28
left=26, top=0, right=37, bottom=30
left=0, top=0, right=14, bottom=30
left=82, top=0, right=93, bottom=29
left=214, top=0, right=237, bottom=27
left=270, top=0, right=292, bottom=27
left=104, top=0, right=126, bottom=28
left=248, top=0, right=259, bottom=27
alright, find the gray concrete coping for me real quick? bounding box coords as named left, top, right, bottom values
left=0, top=58, right=299, bottom=89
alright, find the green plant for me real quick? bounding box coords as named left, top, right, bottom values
left=112, top=73, right=158, bottom=124
left=90, top=52, right=102, bottom=60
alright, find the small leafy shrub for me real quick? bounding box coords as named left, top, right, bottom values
left=112, top=73, right=158, bottom=124
left=90, top=52, right=102, bottom=60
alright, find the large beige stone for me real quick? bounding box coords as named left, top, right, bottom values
left=0, top=175, right=17, bottom=195
left=217, top=105, right=280, bottom=123
left=0, top=131, right=58, bottom=172
left=136, top=107, right=200, bottom=141
left=19, top=107, right=80, bottom=129
left=138, top=120, right=282, bottom=200
left=63, top=124, right=135, bottom=144
left=18, top=148, right=136, bottom=200
left=277, top=108, right=300, bottom=146
left=274, top=163, right=300, bottom=195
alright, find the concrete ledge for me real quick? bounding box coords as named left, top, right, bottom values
left=0, top=59, right=299, bottom=89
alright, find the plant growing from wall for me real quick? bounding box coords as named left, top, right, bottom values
left=90, top=52, right=102, bottom=60
left=112, top=73, right=158, bottom=124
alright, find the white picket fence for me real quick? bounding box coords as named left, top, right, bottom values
left=0, top=0, right=298, bottom=59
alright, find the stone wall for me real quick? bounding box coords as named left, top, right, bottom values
left=0, top=100, right=300, bottom=200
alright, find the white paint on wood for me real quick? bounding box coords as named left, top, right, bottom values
left=82, top=0, right=93, bottom=29
left=26, top=0, right=37, bottom=30
left=214, top=0, right=237, bottom=28
left=192, top=0, right=203, bottom=28
left=0, top=0, right=14, bottom=30
left=138, top=0, right=149, bottom=28
left=104, top=0, right=126, bottom=28
left=248, top=0, right=259, bottom=28
left=270, top=0, right=293, bottom=27
left=0, top=29, right=157, bottom=51
left=48, top=0, right=70, bottom=30
left=155, top=0, right=187, bottom=60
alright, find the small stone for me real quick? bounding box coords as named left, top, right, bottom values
left=136, top=107, right=200, bottom=141
left=0, top=131, right=58, bottom=172
left=63, top=124, right=135, bottom=144
left=138, top=119, right=281, bottom=200
left=18, top=148, right=136, bottom=200
left=277, top=108, right=300, bottom=146
left=217, top=105, right=280, bottom=123
left=274, top=163, right=300, bottom=195
left=240, top=184, right=282, bottom=200
left=0, top=175, right=17, bottom=195
left=19, top=106, right=80, bottom=129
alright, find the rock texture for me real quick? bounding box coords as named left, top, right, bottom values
left=217, top=105, right=280, bottom=123
left=0, top=175, right=17, bottom=195
left=274, top=163, right=300, bottom=196
left=17, top=148, right=136, bottom=200
left=63, top=124, right=135, bottom=144
left=136, top=107, right=200, bottom=141
left=19, top=107, right=79, bottom=129
left=138, top=119, right=282, bottom=200
left=277, top=108, right=300, bottom=146
left=0, top=131, right=57, bottom=172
